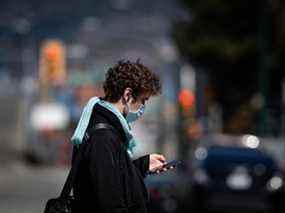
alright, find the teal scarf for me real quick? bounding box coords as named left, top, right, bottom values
left=71, top=97, right=137, bottom=155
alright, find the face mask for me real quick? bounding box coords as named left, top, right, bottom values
left=126, top=104, right=145, bottom=123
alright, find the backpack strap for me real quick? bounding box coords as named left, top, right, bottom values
left=60, top=123, right=114, bottom=198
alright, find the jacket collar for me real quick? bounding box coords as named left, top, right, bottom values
left=93, top=102, right=128, bottom=144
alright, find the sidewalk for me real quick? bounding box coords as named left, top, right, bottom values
left=0, top=162, right=68, bottom=213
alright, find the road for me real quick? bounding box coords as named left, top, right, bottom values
left=0, top=162, right=68, bottom=213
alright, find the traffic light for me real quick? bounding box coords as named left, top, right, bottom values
left=178, top=88, right=195, bottom=112
left=39, top=39, right=66, bottom=87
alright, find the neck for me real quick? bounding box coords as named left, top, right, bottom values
left=107, top=101, right=125, bottom=115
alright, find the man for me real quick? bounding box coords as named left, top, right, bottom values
left=71, top=60, right=166, bottom=212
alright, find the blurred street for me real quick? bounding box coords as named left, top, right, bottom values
left=0, top=162, right=67, bottom=213
left=1, top=0, right=285, bottom=212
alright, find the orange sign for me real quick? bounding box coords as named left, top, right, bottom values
left=39, top=40, right=66, bottom=86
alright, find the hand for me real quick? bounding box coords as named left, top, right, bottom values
left=149, top=153, right=166, bottom=171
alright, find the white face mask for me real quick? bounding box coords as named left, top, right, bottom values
left=123, top=95, right=146, bottom=123
left=126, top=104, right=145, bottom=123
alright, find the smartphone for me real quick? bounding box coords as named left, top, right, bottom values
left=147, top=160, right=182, bottom=175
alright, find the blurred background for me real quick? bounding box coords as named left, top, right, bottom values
left=0, top=0, right=285, bottom=212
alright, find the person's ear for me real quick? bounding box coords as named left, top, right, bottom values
left=123, top=87, right=132, bottom=103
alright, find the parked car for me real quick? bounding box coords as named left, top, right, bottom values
left=187, top=143, right=285, bottom=213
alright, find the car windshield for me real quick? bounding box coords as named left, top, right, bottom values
left=205, top=146, right=275, bottom=167
left=196, top=135, right=285, bottom=169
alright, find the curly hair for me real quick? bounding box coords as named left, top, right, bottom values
left=103, top=60, right=161, bottom=102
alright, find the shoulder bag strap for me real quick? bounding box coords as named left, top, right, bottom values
left=59, top=123, right=115, bottom=198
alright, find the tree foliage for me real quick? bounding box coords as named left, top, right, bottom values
left=173, top=0, right=278, bottom=133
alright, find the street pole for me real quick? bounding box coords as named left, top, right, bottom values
left=282, top=79, right=285, bottom=138
left=258, top=0, right=272, bottom=136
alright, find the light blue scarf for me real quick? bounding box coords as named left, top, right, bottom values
left=71, top=97, right=137, bottom=155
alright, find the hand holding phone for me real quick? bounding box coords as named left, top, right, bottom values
left=147, top=160, right=181, bottom=175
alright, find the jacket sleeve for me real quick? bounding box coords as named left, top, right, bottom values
left=132, top=155, right=150, bottom=178
left=89, top=130, right=128, bottom=213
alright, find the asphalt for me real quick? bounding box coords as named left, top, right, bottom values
left=0, top=162, right=68, bottom=213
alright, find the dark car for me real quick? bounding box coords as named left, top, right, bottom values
left=187, top=144, right=285, bottom=213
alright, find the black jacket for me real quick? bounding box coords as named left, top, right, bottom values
left=72, top=102, right=150, bottom=213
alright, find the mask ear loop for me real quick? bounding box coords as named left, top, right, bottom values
left=122, top=88, right=133, bottom=117
left=122, top=95, right=130, bottom=118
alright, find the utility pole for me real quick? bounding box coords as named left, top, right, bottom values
left=281, top=78, right=285, bottom=139
left=258, top=0, right=272, bottom=136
